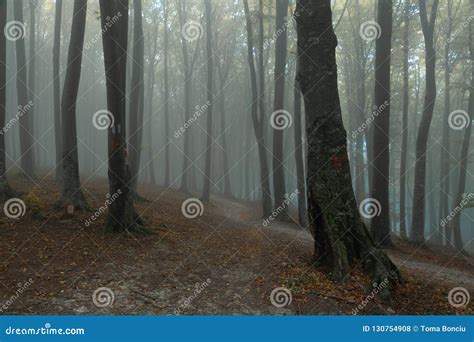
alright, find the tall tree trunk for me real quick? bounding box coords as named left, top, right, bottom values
left=272, top=0, right=289, bottom=221
left=128, top=0, right=145, bottom=194
left=217, top=67, right=232, bottom=197
left=411, top=0, right=439, bottom=243
left=53, top=0, right=63, bottom=181
left=448, top=23, right=473, bottom=253
left=439, top=0, right=453, bottom=245
left=293, top=77, right=307, bottom=227
left=28, top=0, right=37, bottom=168
left=243, top=0, right=272, bottom=218
left=13, top=0, right=35, bottom=179
left=100, top=0, right=147, bottom=233
left=296, top=0, right=400, bottom=301
left=201, top=0, right=213, bottom=202
left=371, top=0, right=393, bottom=245
left=0, top=0, right=16, bottom=200
left=162, top=0, right=170, bottom=187
left=399, top=0, right=410, bottom=238
left=56, top=0, right=88, bottom=209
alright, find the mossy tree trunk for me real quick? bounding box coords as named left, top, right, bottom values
left=295, top=0, right=400, bottom=301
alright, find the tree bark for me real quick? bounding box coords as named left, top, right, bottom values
left=371, top=0, right=393, bottom=245
left=201, top=0, right=213, bottom=202
left=13, top=0, right=35, bottom=179
left=411, top=0, right=439, bottom=244
left=162, top=0, right=170, bottom=187
left=296, top=0, right=400, bottom=301
left=272, top=0, right=289, bottom=221
left=56, top=0, right=88, bottom=209
left=53, top=0, right=63, bottom=181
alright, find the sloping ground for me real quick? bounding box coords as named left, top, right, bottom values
left=0, top=175, right=472, bottom=315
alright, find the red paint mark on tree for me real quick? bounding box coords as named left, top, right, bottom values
left=330, top=153, right=348, bottom=171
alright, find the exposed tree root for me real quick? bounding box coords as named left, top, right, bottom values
left=0, top=181, right=18, bottom=202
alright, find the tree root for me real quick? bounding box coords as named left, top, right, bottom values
left=0, top=181, right=19, bottom=202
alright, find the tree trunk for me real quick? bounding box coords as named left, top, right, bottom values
left=162, top=0, right=170, bottom=187
left=13, top=0, right=35, bottom=179
left=272, top=0, right=289, bottom=221
left=399, top=0, right=410, bottom=238
left=56, top=0, right=88, bottom=209
left=53, top=0, right=63, bottom=181
left=100, top=0, right=147, bottom=233
left=371, top=0, right=393, bottom=245
left=448, top=23, right=473, bottom=253
left=28, top=0, right=37, bottom=167
left=0, top=0, right=16, bottom=201
left=293, top=77, right=307, bottom=227
left=128, top=0, right=145, bottom=194
left=296, top=0, right=400, bottom=301
left=243, top=0, right=272, bottom=218
left=411, top=0, right=439, bottom=244
left=201, top=0, right=213, bottom=202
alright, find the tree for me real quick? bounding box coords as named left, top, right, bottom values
left=13, top=0, right=35, bottom=179
left=272, top=0, right=289, bottom=221
left=399, top=0, right=411, bottom=239
left=53, top=0, right=63, bottom=180
left=448, top=22, right=473, bottom=253
left=28, top=0, right=38, bottom=152
left=201, top=0, right=213, bottom=202
left=411, top=0, right=439, bottom=243
left=56, top=0, right=88, bottom=209
left=243, top=0, right=272, bottom=218
left=162, top=0, right=170, bottom=187
left=128, top=0, right=145, bottom=196
left=295, top=0, right=400, bottom=301
left=0, top=0, right=16, bottom=201
left=371, top=0, right=393, bottom=245
left=100, top=0, right=147, bottom=233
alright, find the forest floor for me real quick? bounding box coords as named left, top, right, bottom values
left=0, top=174, right=473, bottom=315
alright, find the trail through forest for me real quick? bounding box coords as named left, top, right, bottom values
left=0, top=175, right=472, bottom=315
